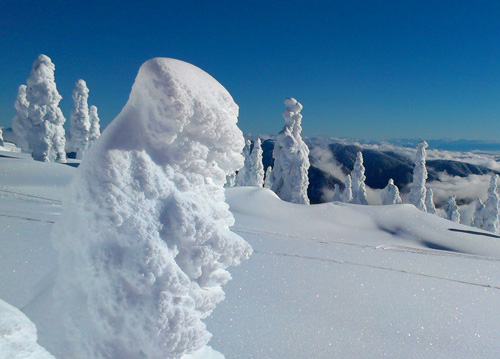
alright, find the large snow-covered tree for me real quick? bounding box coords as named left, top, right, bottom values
left=25, top=54, right=66, bottom=163
left=271, top=98, right=310, bottom=204
left=380, top=178, right=402, bottom=205
left=409, top=141, right=428, bottom=211
left=69, top=79, right=91, bottom=159
left=482, top=174, right=500, bottom=233
left=351, top=152, right=368, bottom=205
left=88, top=105, right=101, bottom=147
left=47, top=58, right=252, bottom=359
left=444, top=195, right=460, bottom=223
left=342, top=174, right=353, bottom=203
left=11, top=84, right=31, bottom=152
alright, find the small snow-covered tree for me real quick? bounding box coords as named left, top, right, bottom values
left=380, top=178, right=402, bottom=205
left=444, top=195, right=460, bottom=223
left=264, top=166, right=273, bottom=189
left=425, top=187, right=436, bottom=214
left=332, top=184, right=342, bottom=202
left=245, top=138, right=265, bottom=187
left=482, top=174, right=500, bottom=233
left=351, top=151, right=368, bottom=205
left=70, top=79, right=91, bottom=159
left=11, top=84, right=31, bottom=152
left=472, top=198, right=486, bottom=229
left=26, top=54, right=66, bottom=163
left=271, top=98, right=310, bottom=204
left=0, top=128, right=4, bottom=146
left=88, top=105, right=101, bottom=147
left=235, top=140, right=252, bottom=186
left=409, top=141, right=428, bottom=211
left=342, top=174, right=353, bottom=203
left=48, top=58, right=252, bottom=359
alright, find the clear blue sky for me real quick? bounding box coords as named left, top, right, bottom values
left=1, top=0, right=500, bottom=140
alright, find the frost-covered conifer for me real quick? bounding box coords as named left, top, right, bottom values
left=0, top=128, right=4, bottom=146
left=271, top=98, right=310, bottom=204
left=380, top=178, right=402, bottom=205
left=425, top=187, right=436, bottom=214
left=482, top=174, right=500, bottom=233
left=332, top=184, right=342, bottom=202
left=26, top=54, right=66, bottom=163
left=351, top=151, right=368, bottom=205
left=237, top=138, right=264, bottom=187
left=409, top=141, right=428, bottom=211
left=472, top=198, right=486, bottom=229
left=88, top=105, right=101, bottom=146
left=12, top=85, right=31, bottom=152
left=264, top=166, right=273, bottom=189
left=235, top=140, right=252, bottom=186
left=70, top=79, right=91, bottom=159
left=48, top=58, right=252, bottom=359
left=444, top=195, right=460, bottom=223
left=342, top=174, right=353, bottom=203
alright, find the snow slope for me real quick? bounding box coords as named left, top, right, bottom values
left=1, top=147, right=500, bottom=358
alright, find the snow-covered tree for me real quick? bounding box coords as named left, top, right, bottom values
left=48, top=58, right=252, bottom=359
left=351, top=151, right=368, bottom=205
left=472, top=198, right=486, bottom=229
left=88, top=105, right=101, bottom=146
left=235, top=140, right=252, bottom=186
left=425, top=187, right=436, bottom=214
left=409, top=141, right=428, bottom=211
left=237, top=138, right=264, bottom=187
left=264, top=166, right=273, bottom=189
left=11, top=84, right=31, bottom=152
left=26, top=54, right=66, bottom=163
left=481, top=174, right=500, bottom=233
left=70, top=79, right=91, bottom=159
left=332, top=184, right=342, bottom=202
left=0, top=128, right=4, bottom=146
left=342, top=174, right=353, bottom=203
left=225, top=172, right=236, bottom=187
left=380, top=178, right=402, bottom=205
left=271, top=98, right=310, bottom=204
left=444, top=195, right=460, bottom=223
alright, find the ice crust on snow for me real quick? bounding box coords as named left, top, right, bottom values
left=271, top=98, right=310, bottom=204
left=47, top=58, right=252, bottom=359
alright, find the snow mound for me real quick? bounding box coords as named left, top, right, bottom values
left=0, top=299, right=55, bottom=359
left=46, top=58, right=252, bottom=359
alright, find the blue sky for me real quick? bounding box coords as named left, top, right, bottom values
left=1, top=0, right=500, bottom=140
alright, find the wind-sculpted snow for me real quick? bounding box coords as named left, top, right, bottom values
left=49, top=58, right=252, bottom=359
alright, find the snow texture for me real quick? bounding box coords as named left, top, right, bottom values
left=425, top=187, right=436, bottom=214
left=0, top=299, right=55, bottom=359
left=271, top=98, right=310, bottom=204
left=69, top=79, right=91, bottom=159
left=409, top=141, right=428, bottom=211
left=332, top=184, right=342, bottom=202
left=380, top=178, right=402, bottom=205
left=264, top=166, right=273, bottom=189
left=88, top=105, right=101, bottom=147
left=342, top=174, right=353, bottom=203
left=224, top=173, right=236, bottom=187
left=48, top=58, right=252, bottom=359
left=25, top=55, right=66, bottom=163
left=12, top=84, right=31, bottom=152
left=351, top=152, right=368, bottom=205
left=481, top=174, right=500, bottom=233
left=443, top=195, right=460, bottom=223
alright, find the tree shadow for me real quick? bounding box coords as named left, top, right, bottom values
left=448, top=228, right=500, bottom=239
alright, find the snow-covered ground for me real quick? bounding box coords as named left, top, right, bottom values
left=1, top=146, right=500, bottom=358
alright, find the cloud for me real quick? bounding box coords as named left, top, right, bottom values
left=426, top=173, right=490, bottom=206
left=309, top=145, right=347, bottom=182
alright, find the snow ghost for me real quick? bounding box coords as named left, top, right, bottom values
left=409, top=141, right=428, bottom=211
left=380, top=178, right=402, bottom=205
left=50, top=58, right=252, bottom=359
left=25, top=54, right=67, bottom=163
left=271, top=98, right=310, bottom=204
left=88, top=105, right=101, bottom=147
left=70, top=79, right=91, bottom=159
left=12, top=84, right=31, bottom=152
left=236, top=138, right=264, bottom=187
left=351, top=152, right=368, bottom=205
left=342, top=174, right=353, bottom=203
left=443, top=195, right=460, bottom=223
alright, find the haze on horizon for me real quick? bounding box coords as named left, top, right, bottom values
left=1, top=0, right=500, bottom=141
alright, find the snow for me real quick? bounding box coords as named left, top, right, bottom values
left=409, top=141, right=428, bottom=211
left=351, top=151, right=368, bottom=205
left=69, top=79, right=90, bottom=159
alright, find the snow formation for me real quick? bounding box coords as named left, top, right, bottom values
left=69, top=79, right=91, bottom=159
left=425, top=187, right=436, bottom=214
left=481, top=174, right=500, bottom=233
left=11, top=84, right=31, bottom=152
left=351, top=152, right=368, bottom=205
left=47, top=58, right=252, bottom=359
left=472, top=198, right=486, bottom=229
left=88, top=105, right=101, bottom=147
left=342, top=174, right=353, bottom=203
left=444, top=195, right=460, bottom=223
left=409, top=141, right=428, bottom=211
left=25, top=55, right=66, bottom=163
left=264, top=166, right=273, bottom=189
left=271, top=98, right=310, bottom=204
left=380, top=178, right=402, bottom=205
left=236, top=139, right=264, bottom=187
left=235, top=140, right=251, bottom=186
